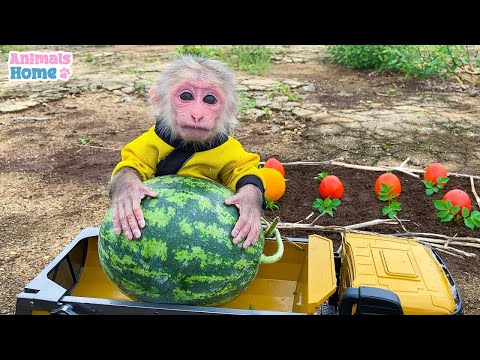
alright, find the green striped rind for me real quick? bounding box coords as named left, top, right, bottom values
left=98, top=175, right=265, bottom=306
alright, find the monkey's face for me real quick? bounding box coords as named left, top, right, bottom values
left=171, top=80, right=225, bottom=142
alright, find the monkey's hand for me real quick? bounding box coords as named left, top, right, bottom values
left=109, top=169, right=157, bottom=240
left=224, top=184, right=264, bottom=249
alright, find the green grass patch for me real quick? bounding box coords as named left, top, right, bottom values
left=176, top=45, right=274, bottom=75
left=327, top=45, right=480, bottom=80
left=0, top=45, right=25, bottom=62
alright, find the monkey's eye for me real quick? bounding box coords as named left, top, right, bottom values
left=180, top=91, right=193, bottom=101
left=203, top=95, right=217, bottom=105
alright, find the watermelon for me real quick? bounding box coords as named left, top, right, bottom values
left=98, top=175, right=282, bottom=306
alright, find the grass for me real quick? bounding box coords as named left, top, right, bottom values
left=269, top=83, right=300, bottom=101
left=0, top=45, right=25, bottom=61
left=231, top=46, right=274, bottom=75
left=239, top=92, right=256, bottom=115
left=176, top=45, right=274, bottom=75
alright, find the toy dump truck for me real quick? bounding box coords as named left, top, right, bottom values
left=15, top=227, right=462, bottom=315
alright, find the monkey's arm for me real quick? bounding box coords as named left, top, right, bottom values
left=220, top=139, right=266, bottom=248
left=111, top=126, right=167, bottom=181
left=218, top=138, right=266, bottom=203
left=109, top=126, right=168, bottom=240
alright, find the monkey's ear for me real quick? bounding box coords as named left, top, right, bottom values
left=149, top=86, right=160, bottom=107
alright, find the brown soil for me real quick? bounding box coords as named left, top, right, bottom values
left=269, top=164, right=480, bottom=315
left=1, top=45, right=479, bottom=316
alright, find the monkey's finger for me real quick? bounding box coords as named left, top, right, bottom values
left=244, top=222, right=261, bottom=248
left=124, top=200, right=142, bottom=239
left=118, top=204, right=133, bottom=240
left=141, top=185, right=157, bottom=199
left=231, top=216, right=246, bottom=244
left=132, top=204, right=145, bottom=229
left=224, top=194, right=240, bottom=207
left=233, top=219, right=251, bottom=246
left=240, top=224, right=253, bottom=249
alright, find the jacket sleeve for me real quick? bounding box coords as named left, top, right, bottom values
left=111, top=127, right=167, bottom=181
left=220, top=139, right=266, bottom=200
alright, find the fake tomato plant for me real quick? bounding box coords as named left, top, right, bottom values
left=434, top=189, right=479, bottom=229
left=312, top=171, right=343, bottom=219
left=375, top=172, right=402, bottom=219
left=375, top=173, right=401, bottom=200
left=423, top=162, right=449, bottom=195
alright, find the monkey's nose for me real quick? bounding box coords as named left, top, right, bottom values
left=191, top=115, right=203, bottom=122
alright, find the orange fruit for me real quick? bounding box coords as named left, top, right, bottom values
left=264, top=158, right=285, bottom=177
left=375, top=173, right=401, bottom=200
left=259, top=167, right=286, bottom=202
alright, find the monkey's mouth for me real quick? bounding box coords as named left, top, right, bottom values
left=180, top=125, right=211, bottom=138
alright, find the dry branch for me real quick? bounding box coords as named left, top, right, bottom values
left=397, top=232, right=480, bottom=243
left=276, top=218, right=400, bottom=232
left=470, top=176, right=480, bottom=209
left=428, top=246, right=464, bottom=259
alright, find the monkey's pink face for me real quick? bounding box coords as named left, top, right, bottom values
left=171, top=81, right=225, bottom=141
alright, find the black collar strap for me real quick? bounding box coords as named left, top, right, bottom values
left=154, top=122, right=228, bottom=152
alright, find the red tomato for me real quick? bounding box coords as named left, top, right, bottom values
left=375, top=173, right=401, bottom=200
left=319, top=175, right=344, bottom=199
left=424, top=163, right=448, bottom=186
left=264, top=158, right=285, bottom=177
left=443, top=189, right=472, bottom=215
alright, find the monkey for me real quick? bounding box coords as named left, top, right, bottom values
left=108, top=55, right=266, bottom=249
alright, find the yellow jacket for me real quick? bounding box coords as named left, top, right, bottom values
left=112, top=125, right=266, bottom=194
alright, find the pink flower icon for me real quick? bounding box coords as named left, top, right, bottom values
left=59, top=67, right=71, bottom=80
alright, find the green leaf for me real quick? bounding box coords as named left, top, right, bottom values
left=471, top=210, right=480, bottom=220
left=387, top=211, right=396, bottom=219
left=423, top=180, right=433, bottom=188
left=451, top=205, right=460, bottom=215
left=462, top=207, right=470, bottom=218
left=433, top=200, right=447, bottom=210
left=425, top=188, right=435, bottom=196
left=445, top=200, right=453, bottom=210
left=422, top=180, right=433, bottom=188
left=436, top=184, right=443, bottom=190
left=464, top=218, right=476, bottom=230
left=332, top=198, right=341, bottom=207
left=382, top=206, right=391, bottom=215
left=471, top=218, right=480, bottom=228
left=390, top=201, right=401, bottom=211
left=386, top=193, right=398, bottom=201
left=437, top=210, right=449, bottom=218
left=380, top=183, right=393, bottom=195
left=378, top=194, right=389, bottom=201
left=265, top=200, right=279, bottom=211
left=440, top=214, right=454, bottom=222
left=314, top=171, right=329, bottom=181
left=437, top=177, right=449, bottom=186
left=326, top=210, right=334, bottom=217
